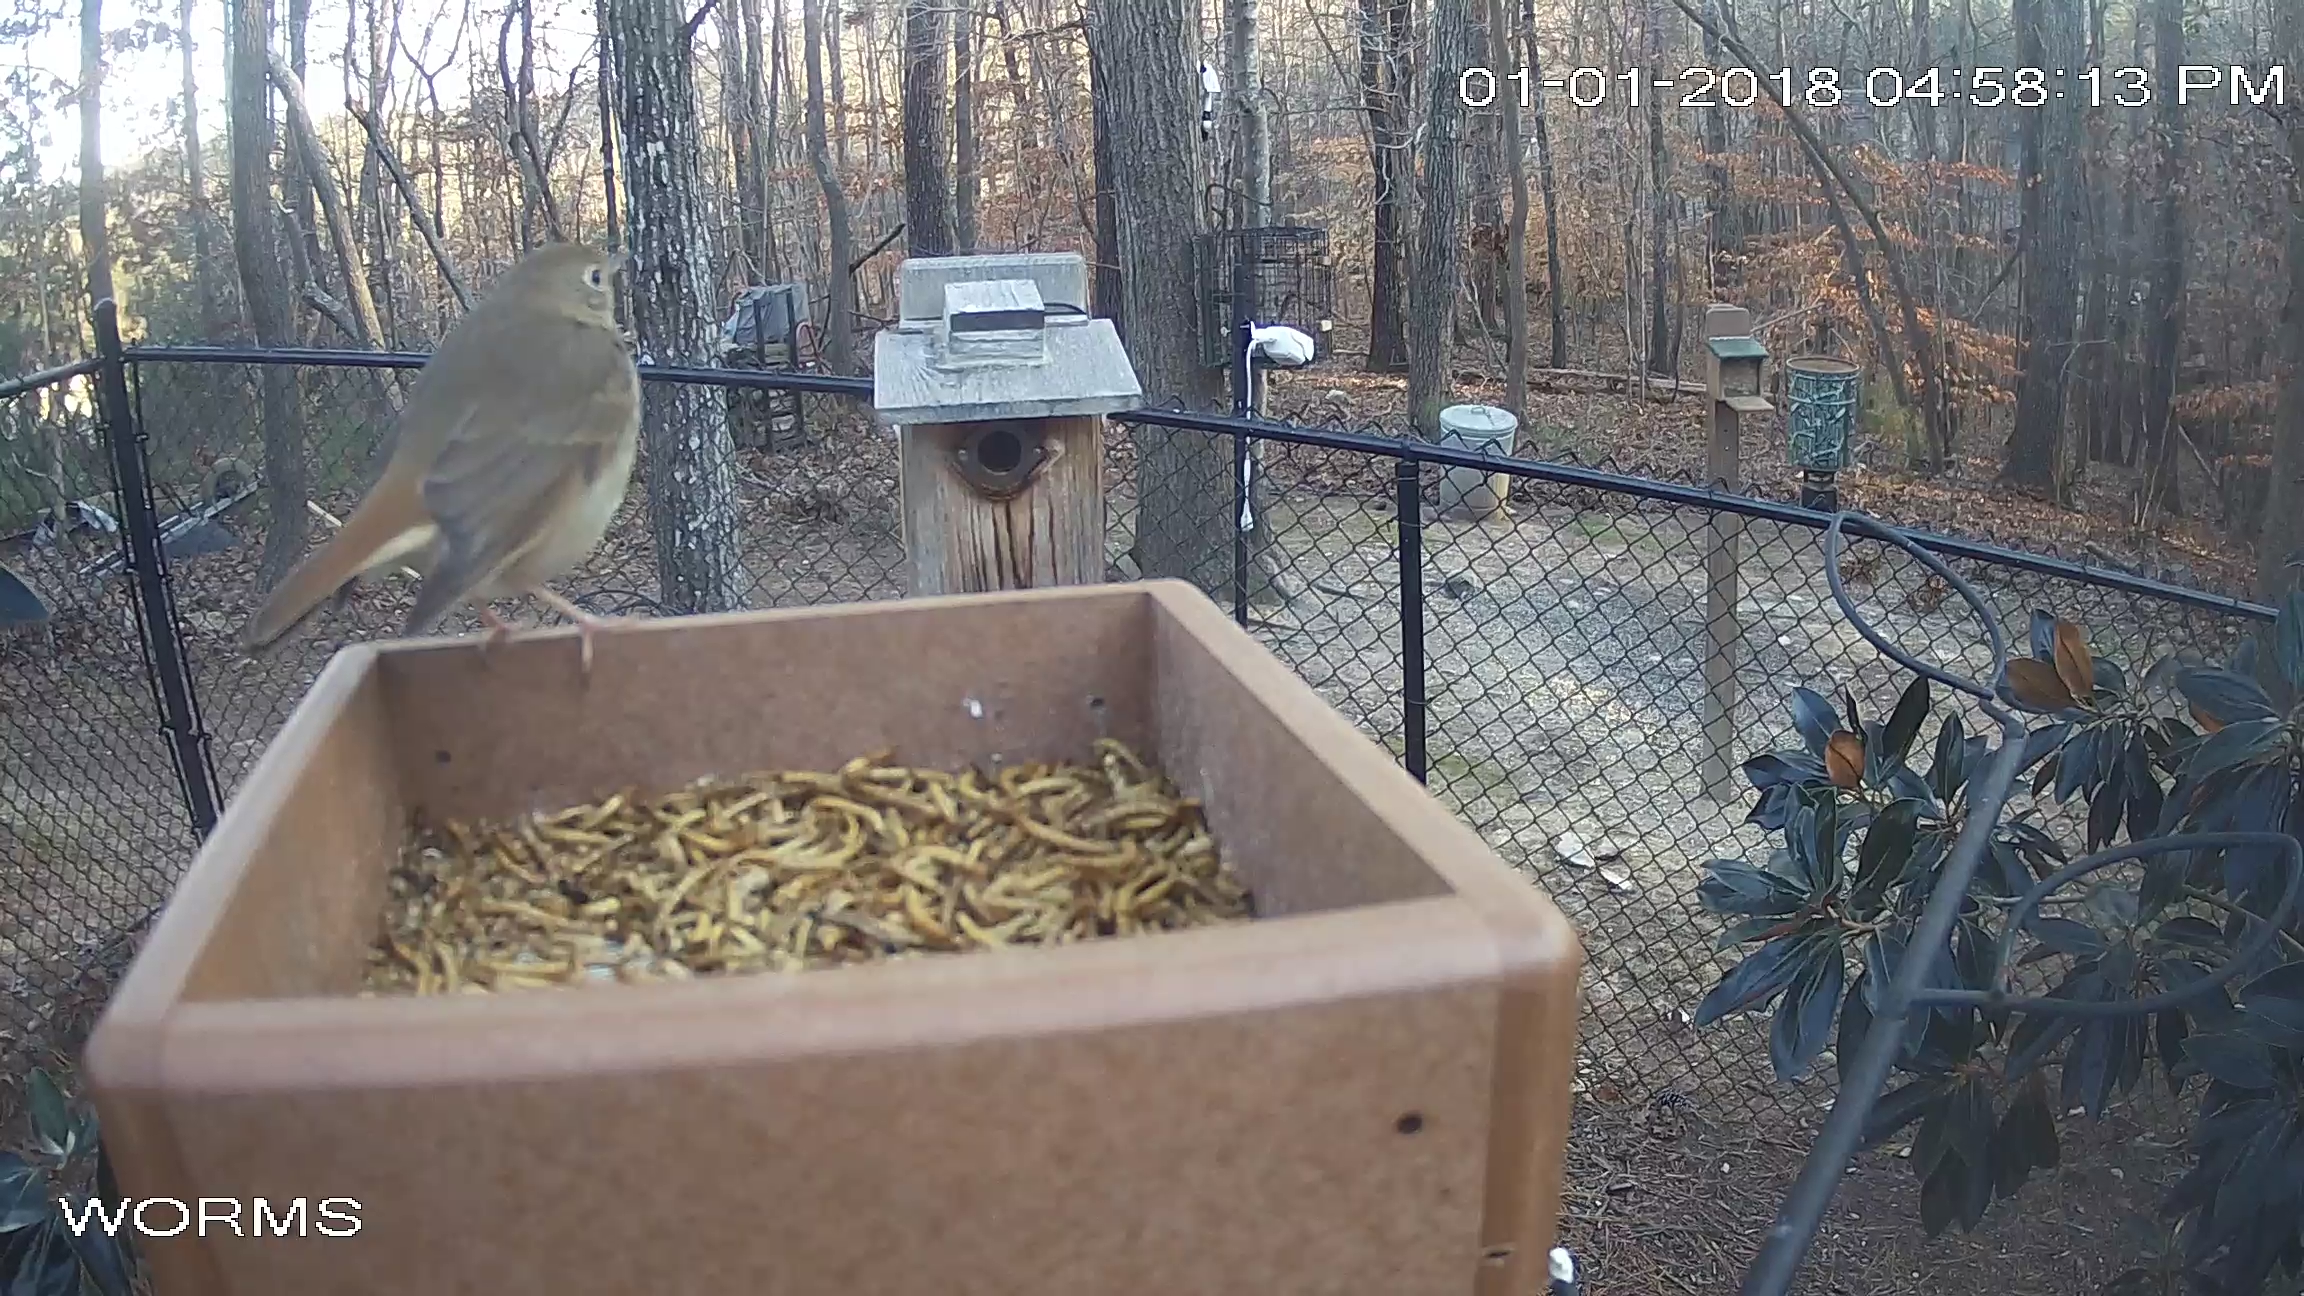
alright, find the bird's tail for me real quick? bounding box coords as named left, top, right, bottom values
left=239, top=500, right=429, bottom=655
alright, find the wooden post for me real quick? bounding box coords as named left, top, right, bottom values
left=874, top=253, right=1142, bottom=597
left=1700, top=304, right=1771, bottom=800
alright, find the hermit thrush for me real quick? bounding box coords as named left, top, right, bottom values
left=239, top=242, right=644, bottom=676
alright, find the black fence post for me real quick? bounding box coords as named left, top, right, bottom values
left=95, top=301, right=221, bottom=839
left=1395, top=452, right=1427, bottom=784
left=1229, top=237, right=1255, bottom=627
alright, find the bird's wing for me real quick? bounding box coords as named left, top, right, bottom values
left=408, top=320, right=639, bottom=616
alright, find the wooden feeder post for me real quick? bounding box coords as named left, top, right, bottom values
left=874, top=253, right=1143, bottom=596
left=1700, top=305, right=1774, bottom=800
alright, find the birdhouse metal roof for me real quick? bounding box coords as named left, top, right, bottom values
left=1706, top=336, right=1770, bottom=361
left=874, top=314, right=1142, bottom=425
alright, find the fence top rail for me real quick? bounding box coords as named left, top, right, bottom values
left=1121, top=407, right=2275, bottom=624
left=90, top=343, right=2269, bottom=624
left=0, top=356, right=102, bottom=402
left=119, top=344, right=881, bottom=398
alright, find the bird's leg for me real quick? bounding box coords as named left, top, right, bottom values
left=476, top=605, right=517, bottom=661
left=527, top=586, right=631, bottom=678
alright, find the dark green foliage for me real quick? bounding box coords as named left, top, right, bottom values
left=0, top=1068, right=140, bottom=1296
left=1690, top=605, right=2304, bottom=1291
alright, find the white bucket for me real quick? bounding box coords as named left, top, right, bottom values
left=1435, top=404, right=1520, bottom=521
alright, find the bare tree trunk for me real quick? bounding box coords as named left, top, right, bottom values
left=2137, top=0, right=2186, bottom=515
left=1490, top=0, right=1526, bottom=416
left=229, top=0, right=309, bottom=586
left=2254, top=0, right=2304, bottom=603
left=1699, top=0, right=1733, bottom=286
left=954, top=0, right=979, bottom=253
left=1643, top=0, right=1669, bottom=374
left=1667, top=0, right=1949, bottom=461
left=902, top=0, right=954, bottom=255
left=1525, top=0, right=1565, bottom=367
left=179, top=0, right=221, bottom=337
left=1086, top=33, right=1123, bottom=333
left=1225, top=0, right=1269, bottom=227
left=1084, top=0, right=1234, bottom=591
left=2001, top=0, right=2084, bottom=494
left=604, top=0, right=746, bottom=614
left=282, top=0, right=325, bottom=335
left=743, top=0, right=778, bottom=278
left=596, top=0, right=623, bottom=263
left=716, top=0, right=763, bottom=286
left=1359, top=0, right=1410, bottom=371
left=79, top=0, right=115, bottom=310
left=270, top=54, right=386, bottom=347
left=350, top=104, right=473, bottom=310
left=827, top=0, right=849, bottom=171
left=1405, top=0, right=1474, bottom=436
left=355, top=0, right=398, bottom=345
left=804, top=0, right=857, bottom=371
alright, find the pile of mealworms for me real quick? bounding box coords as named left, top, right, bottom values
left=362, top=738, right=1254, bottom=996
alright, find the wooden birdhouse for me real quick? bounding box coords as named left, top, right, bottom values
left=874, top=252, right=1142, bottom=597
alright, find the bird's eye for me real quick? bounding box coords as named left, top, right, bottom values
left=586, top=268, right=604, bottom=288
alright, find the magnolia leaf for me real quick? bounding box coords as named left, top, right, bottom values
left=2051, top=619, right=2095, bottom=703
left=2190, top=703, right=2225, bottom=735
left=2005, top=658, right=2076, bottom=712
left=1826, top=731, right=1865, bottom=789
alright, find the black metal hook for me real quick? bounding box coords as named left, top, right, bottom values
left=1821, top=508, right=2009, bottom=703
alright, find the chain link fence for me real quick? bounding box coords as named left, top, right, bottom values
left=1, top=345, right=2277, bottom=1289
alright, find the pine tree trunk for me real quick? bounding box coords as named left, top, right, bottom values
left=604, top=0, right=747, bottom=614
left=1406, top=0, right=1475, bottom=436
left=228, top=0, right=310, bottom=586
left=902, top=0, right=954, bottom=255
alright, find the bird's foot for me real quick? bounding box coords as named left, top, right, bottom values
left=476, top=606, right=517, bottom=663
left=528, top=587, right=634, bottom=679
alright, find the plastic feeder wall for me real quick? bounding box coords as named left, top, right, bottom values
left=1784, top=355, right=1862, bottom=471
left=84, top=581, right=1582, bottom=1296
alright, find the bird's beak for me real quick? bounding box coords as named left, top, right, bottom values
left=610, top=250, right=632, bottom=274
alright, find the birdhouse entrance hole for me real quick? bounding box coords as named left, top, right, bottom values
left=950, top=421, right=1053, bottom=499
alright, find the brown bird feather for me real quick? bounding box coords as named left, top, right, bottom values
left=240, top=243, right=641, bottom=667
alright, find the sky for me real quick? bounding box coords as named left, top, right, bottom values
left=20, top=0, right=595, bottom=185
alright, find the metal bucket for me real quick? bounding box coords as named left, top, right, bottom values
left=1784, top=355, right=1861, bottom=471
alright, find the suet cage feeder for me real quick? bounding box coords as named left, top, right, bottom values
left=1198, top=226, right=1336, bottom=369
